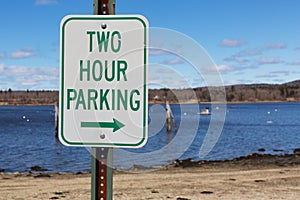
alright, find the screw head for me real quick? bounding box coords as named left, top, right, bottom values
left=101, top=23, right=107, bottom=29
left=100, top=134, right=105, bottom=139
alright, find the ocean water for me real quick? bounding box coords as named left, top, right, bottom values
left=0, top=102, right=299, bottom=173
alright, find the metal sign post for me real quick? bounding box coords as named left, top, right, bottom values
left=59, top=0, right=148, bottom=199
left=92, top=1, right=115, bottom=200
left=91, top=147, right=113, bottom=200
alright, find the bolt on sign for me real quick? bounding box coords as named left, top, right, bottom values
left=59, top=15, right=148, bottom=148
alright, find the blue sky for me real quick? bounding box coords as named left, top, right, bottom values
left=0, top=0, right=300, bottom=90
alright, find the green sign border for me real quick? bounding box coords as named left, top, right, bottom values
left=60, top=16, right=148, bottom=147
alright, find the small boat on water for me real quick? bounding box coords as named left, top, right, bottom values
left=198, top=107, right=211, bottom=115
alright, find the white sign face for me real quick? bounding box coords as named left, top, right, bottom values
left=59, top=15, right=148, bottom=148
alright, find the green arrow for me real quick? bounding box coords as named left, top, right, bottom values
left=81, top=118, right=125, bottom=132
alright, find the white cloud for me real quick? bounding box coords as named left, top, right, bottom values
left=256, top=72, right=275, bottom=78
left=154, top=68, right=174, bottom=74
left=149, top=48, right=169, bottom=56
left=35, top=0, right=58, bottom=6
left=163, top=57, right=184, bottom=65
left=3, top=65, right=38, bottom=76
left=234, top=49, right=262, bottom=57
left=224, top=56, right=249, bottom=64
left=149, top=46, right=182, bottom=56
left=286, top=61, right=300, bottom=66
left=270, top=71, right=290, bottom=76
left=216, top=64, right=235, bottom=73
left=0, top=64, right=4, bottom=72
left=255, top=71, right=290, bottom=78
left=148, top=78, right=166, bottom=87
left=17, top=74, right=57, bottom=86
left=11, top=48, right=34, bottom=59
left=235, top=58, right=248, bottom=63
left=0, top=64, right=58, bottom=89
left=219, top=39, right=244, bottom=47
left=294, top=47, right=300, bottom=51
left=257, top=57, right=281, bottom=65
left=225, top=79, right=242, bottom=85
left=0, top=52, right=5, bottom=59
left=265, top=42, right=286, bottom=50
left=168, top=80, right=190, bottom=88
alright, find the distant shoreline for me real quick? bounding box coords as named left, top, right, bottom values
left=1, top=79, right=300, bottom=106
left=148, top=100, right=300, bottom=105
left=0, top=100, right=299, bottom=106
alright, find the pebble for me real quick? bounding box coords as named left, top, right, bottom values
left=201, top=191, right=214, bottom=194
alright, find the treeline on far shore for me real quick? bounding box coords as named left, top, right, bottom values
left=0, top=90, right=58, bottom=106
left=0, top=79, right=300, bottom=106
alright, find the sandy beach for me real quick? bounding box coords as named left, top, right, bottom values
left=1, top=153, right=300, bottom=200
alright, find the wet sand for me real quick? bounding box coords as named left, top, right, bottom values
left=1, top=153, right=300, bottom=200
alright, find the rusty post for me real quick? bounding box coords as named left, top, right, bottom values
left=91, top=1, right=115, bottom=200
left=93, top=0, right=115, bottom=15
left=91, top=147, right=113, bottom=200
